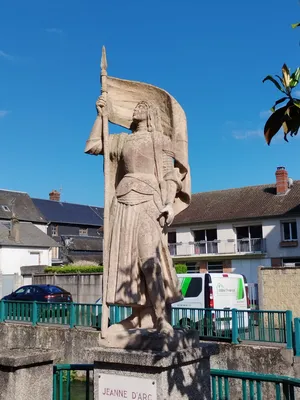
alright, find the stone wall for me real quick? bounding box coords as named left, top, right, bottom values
left=1, top=323, right=299, bottom=399
left=258, top=266, right=300, bottom=316
left=0, top=323, right=298, bottom=374
left=32, top=273, right=103, bottom=303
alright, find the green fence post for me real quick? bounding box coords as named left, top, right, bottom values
left=53, top=367, right=57, bottom=400
left=0, top=301, right=5, bottom=323
left=115, top=306, right=120, bottom=324
left=69, top=303, right=75, bottom=328
left=32, top=302, right=38, bottom=326
left=294, top=318, right=300, bottom=357
left=232, top=308, right=239, bottom=345
left=286, top=310, right=293, bottom=350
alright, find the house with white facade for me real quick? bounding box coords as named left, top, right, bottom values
left=0, top=189, right=58, bottom=297
left=169, top=167, right=300, bottom=284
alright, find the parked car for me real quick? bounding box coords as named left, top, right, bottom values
left=2, top=284, right=73, bottom=303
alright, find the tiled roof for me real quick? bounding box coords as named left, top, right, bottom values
left=173, top=181, right=300, bottom=225
left=0, top=190, right=46, bottom=223
left=61, top=235, right=103, bottom=252
left=32, top=198, right=103, bottom=226
left=0, top=222, right=59, bottom=247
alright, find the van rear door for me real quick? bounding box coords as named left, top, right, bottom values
left=211, top=274, right=248, bottom=310
left=211, top=274, right=249, bottom=330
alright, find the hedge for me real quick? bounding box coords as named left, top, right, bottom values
left=44, top=265, right=103, bottom=274
left=175, top=263, right=188, bottom=274
left=46, top=264, right=186, bottom=274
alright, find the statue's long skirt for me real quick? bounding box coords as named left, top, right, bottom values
left=105, top=197, right=182, bottom=306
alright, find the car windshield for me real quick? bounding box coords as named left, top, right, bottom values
left=45, top=286, right=64, bottom=294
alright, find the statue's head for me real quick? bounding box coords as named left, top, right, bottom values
left=132, top=101, right=162, bottom=133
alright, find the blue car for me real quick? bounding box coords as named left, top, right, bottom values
left=2, top=284, right=73, bottom=303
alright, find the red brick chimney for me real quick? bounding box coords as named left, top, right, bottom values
left=275, top=166, right=289, bottom=195
left=49, top=190, right=61, bottom=201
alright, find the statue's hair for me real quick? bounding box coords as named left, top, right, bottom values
left=131, top=101, right=170, bottom=137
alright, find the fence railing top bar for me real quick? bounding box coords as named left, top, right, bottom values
left=35, top=301, right=101, bottom=307
left=173, top=307, right=233, bottom=312
left=54, top=364, right=94, bottom=372
left=210, top=369, right=300, bottom=385
left=3, top=300, right=34, bottom=303
left=236, top=309, right=287, bottom=314
left=1, top=300, right=289, bottom=313
left=173, top=307, right=287, bottom=313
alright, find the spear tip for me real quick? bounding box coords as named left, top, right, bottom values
left=101, top=46, right=108, bottom=71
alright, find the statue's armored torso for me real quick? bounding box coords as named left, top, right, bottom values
left=122, top=132, right=155, bottom=175
left=115, top=133, right=160, bottom=202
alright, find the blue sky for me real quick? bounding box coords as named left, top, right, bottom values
left=1, top=0, right=300, bottom=206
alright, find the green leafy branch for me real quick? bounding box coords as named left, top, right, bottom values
left=262, top=22, right=300, bottom=145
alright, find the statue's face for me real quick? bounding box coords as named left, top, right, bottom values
left=133, top=103, right=148, bottom=122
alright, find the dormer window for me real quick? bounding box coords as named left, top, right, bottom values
left=1, top=205, right=10, bottom=212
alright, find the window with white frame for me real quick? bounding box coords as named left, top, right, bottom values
left=52, top=247, right=60, bottom=259
left=51, top=225, right=58, bottom=236
left=168, top=232, right=177, bottom=256
left=235, top=225, right=263, bottom=252
left=79, top=228, right=88, bottom=236
left=207, top=261, right=223, bottom=273
left=193, top=229, right=218, bottom=254
left=282, top=221, right=297, bottom=241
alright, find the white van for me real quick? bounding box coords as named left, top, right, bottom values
left=172, top=273, right=250, bottom=334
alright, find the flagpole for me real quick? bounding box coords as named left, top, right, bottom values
left=100, top=46, right=110, bottom=338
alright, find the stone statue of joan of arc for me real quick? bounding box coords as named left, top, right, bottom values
left=85, top=71, right=191, bottom=336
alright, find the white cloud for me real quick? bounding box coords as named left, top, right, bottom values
left=259, top=110, right=271, bottom=119
left=232, top=129, right=264, bottom=140
left=0, top=110, right=9, bottom=118
left=0, top=50, right=14, bottom=61
left=46, top=28, right=63, bottom=34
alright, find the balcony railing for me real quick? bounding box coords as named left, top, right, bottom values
left=168, top=238, right=266, bottom=256
left=236, top=238, right=266, bottom=253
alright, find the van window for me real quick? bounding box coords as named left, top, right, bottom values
left=183, top=278, right=203, bottom=298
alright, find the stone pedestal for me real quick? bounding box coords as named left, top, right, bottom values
left=0, top=349, right=59, bottom=400
left=92, top=342, right=218, bottom=400
left=101, top=328, right=200, bottom=352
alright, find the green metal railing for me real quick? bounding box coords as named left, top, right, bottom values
left=0, top=300, right=294, bottom=349
left=53, top=364, right=93, bottom=400
left=211, top=369, right=300, bottom=400
left=237, top=309, right=293, bottom=347
left=172, top=307, right=233, bottom=340
left=172, top=307, right=293, bottom=348
left=0, top=300, right=132, bottom=329
left=53, top=365, right=300, bottom=400
left=293, top=318, right=300, bottom=357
